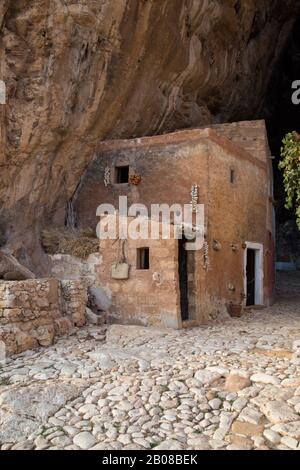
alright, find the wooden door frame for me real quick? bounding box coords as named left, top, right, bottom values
left=243, top=242, right=264, bottom=306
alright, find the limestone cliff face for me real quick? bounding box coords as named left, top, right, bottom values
left=0, top=0, right=299, bottom=271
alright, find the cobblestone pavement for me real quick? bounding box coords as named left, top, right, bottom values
left=0, top=272, right=300, bottom=451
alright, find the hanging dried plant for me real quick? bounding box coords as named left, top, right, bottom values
left=104, top=167, right=111, bottom=187
left=190, top=184, right=199, bottom=213
left=203, top=241, right=210, bottom=270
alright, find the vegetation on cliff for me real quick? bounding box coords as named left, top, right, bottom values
left=279, top=132, right=300, bottom=230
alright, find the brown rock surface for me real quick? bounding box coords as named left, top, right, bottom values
left=228, top=434, right=254, bottom=450
left=0, top=1, right=299, bottom=270
left=231, top=420, right=264, bottom=437
left=0, top=251, right=35, bottom=279
left=225, top=373, right=252, bottom=392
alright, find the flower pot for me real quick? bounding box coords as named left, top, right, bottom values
left=228, top=303, right=243, bottom=318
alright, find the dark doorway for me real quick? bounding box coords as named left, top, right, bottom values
left=136, top=247, right=149, bottom=270
left=246, top=249, right=256, bottom=306
left=178, top=236, right=189, bottom=321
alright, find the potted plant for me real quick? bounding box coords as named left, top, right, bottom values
left=227, top=302, right=243, bottom=318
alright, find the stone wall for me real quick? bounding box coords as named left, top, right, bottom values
left=0, top=279, right=87, bottom=356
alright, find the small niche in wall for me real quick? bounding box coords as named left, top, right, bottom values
left=137, top=247, right=150, bottom=270
left=115, top=165, right=129, bottom=184
left=230, top=168, right=235, bottom=184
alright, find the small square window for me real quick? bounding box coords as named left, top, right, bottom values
left=115, top=165, right=129, bottom=184
left=137, top=247, right=150, bottom=270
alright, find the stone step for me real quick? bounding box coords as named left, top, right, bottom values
left=182, top=320, right=198, bottom=329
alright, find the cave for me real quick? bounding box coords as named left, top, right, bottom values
left=1, top=1, right=300, bottom=273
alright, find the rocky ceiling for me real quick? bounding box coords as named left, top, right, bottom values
left=0, top=0, right=300, bottom=272
left=265, top=10, right=300, bottom=221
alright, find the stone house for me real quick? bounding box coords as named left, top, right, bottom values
left=75, top=120, right=275, bottom=328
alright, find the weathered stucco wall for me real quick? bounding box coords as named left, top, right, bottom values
left=201, top=129, right=274, bottom=316
left=98, top=217, right=181, bottom=328
left=75, top=133, right=209, bottom=230
left=0, top=278, right=87, bottom=356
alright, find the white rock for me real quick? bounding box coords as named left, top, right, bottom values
left=272, top=421, right=300, bottom=440
left=238, top=407, right=263, bottom=425
left=199, top=419, right=210, bottom=428
left=210, top=439, right=225, bottom=450
left=295, top=386, right=300, bottom=396
left=213, top=413, right=235, bottom=442
left=155, top=439, right=183, bottom=450
left=0, top=383, right=81, bottom=420
left=220, top=412, right=235, bottom=430
left=252, top=436, right=265, bottom=447
left=88, top=285, right=112, bottom=311
left=78, top=404, right=98, bottom=417
left=226, top=392, right=238, bottom=401
left=207, top=366, right=229, bottom=376
left=209, top=398, right=222, bottom=410
left=63, top=426, right=78, bottom=437
left=250, top=373, right=280, bottom=385
left=281, top=436, right=299, bottom=449
left=90, top=443, right=113, bottom=450
left=116, top=400, right=134, bottom=412
left=34, top=435, right=49, bottom=450
left=73, top=432, right=96, bottom=450
left=260, top=401, right=298, bottom=424
left=118, top=434, right=132, bottom=445
left=194, top=370, right=221, bottom=386
left=187, top=435, right=210, bottom=450
left=292, top=340, right=300, bottom=352
left=133, top=438, right=151, bottom=449
left=263, top=429, right=281, bottom=445
left=294, top=403, right=300, bottom=413
left=138, top=360, right=150, bottom=371
left=149, top=391, right=161, bottom=404
left=108, top=385, right=129, bottom=396
left=227, top=444, right=250, bottom=451
left=51, top=435, right=72, bottom=447
left=88, top=351, right=116, bottom=370
left=281, top=378, right=300, bottom=388
left=169, top=380, right=188, bottom=394
left=231, top=397, right=247, bottom=412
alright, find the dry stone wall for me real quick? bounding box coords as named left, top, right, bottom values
left=60, top=280, right=87, bottom=328
left=0, top=278, right=87, bottom=356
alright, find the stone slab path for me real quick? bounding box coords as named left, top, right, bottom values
left=0, top=272, right=300, bottom=450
